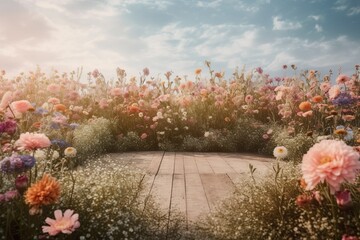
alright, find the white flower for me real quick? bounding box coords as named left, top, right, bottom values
left=204, top=131, right=210, bottom=137
left=34, top=149, right=47, bottom=161
left=64, top=147, right=77, bottom=157
left=273, top=146, right=288, bottom=159
left=138, top=112, right=143, bottom=118
left=52, top=150, right=60, bottom=160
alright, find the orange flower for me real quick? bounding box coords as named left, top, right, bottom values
left=25, top=174, right=60, bottom=207
left=128, top=103, right=140, bottom=113
left=54, top=104, right=66, bottom=112
left=195, top=68, right=202, bottom=75
left=312, top=95, right=323, bottom=103
left=299, top=101, right=312, bottom=111
left=32, top=122, right=42, bottom=129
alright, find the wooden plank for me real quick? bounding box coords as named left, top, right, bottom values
left=150, top=174, right=174, bottom=212
left=174, top=152, right=185, bottom=174
left=183, top=153, right=198, bottom=174
left=146, top=151, right=165, bottom=174
left=194, top=153, right=214, bottom=174
left=200, top=174, right=235, bottom=211
left=185, top=173, right=210, bottom=222
left=226, top=173, right=246, bottom=186
left=170, top=174, right=187, bottom=218
left=224, top=159, right=252, bottom=174
left=207, top=153, right=236, bottom=174
left=158, top=152, right=175, bottom=175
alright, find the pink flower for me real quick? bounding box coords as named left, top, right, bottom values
left=15, top=132, right=51, bottom=151
left=42, top=209, right=80, bottom=236
left=143, top=67, right=150, bottom=76
left=335, top=189, right=352, bottom=208
left=328, top=85, right=341, bottom=100
left=0, top=91, right=13, bottom=109
left=3, top=189, right=19, bottom=201
left=48, top=97, right=60, bottom=105
left=47, top=84, right=61, bottom=93
left=245, top=95, right=253, bottom=104
left=11, top=100, right=34, bottom=113
left=301, top=140, right=360, bottom=194
left=141, top=133, right=148, bottom=139
left=342, top=235, right=359, bottom=240
left=336, top=74, right=350, bottom=84
left=320, top=82, right=331, bottom=92
left=110, top=87, right=122, bottom=97
left=99, top=98, right=109, bottom=109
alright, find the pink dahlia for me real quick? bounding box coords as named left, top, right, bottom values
left=301, top=140, right=360, bottom=194
left=15, top=132, right=51, bottom=151
left=42, top=209, right=80, bottom=236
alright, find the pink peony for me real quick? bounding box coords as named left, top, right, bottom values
left=11, top=100, right=34, bottom=113
left=42, top=209, right=80, bottom=236
left=15, top=132, right=51, bottom=151
left=301, top=140, right=360, bottom=194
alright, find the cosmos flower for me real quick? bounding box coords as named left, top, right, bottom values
left=42, top=209, right=80, bottom=236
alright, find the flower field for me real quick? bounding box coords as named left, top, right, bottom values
left=1, top=63, right=360, bottom=239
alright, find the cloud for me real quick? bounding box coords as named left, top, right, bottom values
left=196, top=0, right=223, bottom=8
left=272, top=16, right=302, bottom=30
left=315, top=24, right=323, bottom=32
left=309, top=15, right=321, bottom=21
left=333, top=0, right=360, bottom=16
left=348, top=6, right=360, bottom=16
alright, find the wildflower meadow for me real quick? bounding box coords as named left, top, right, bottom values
left=1, top=63, right=360, bottom=239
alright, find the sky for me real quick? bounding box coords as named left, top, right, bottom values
left=1, top=0, right=359, bottom=80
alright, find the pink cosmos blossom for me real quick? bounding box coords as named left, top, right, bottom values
left=15, top=132, right=51, bottom=151
left=328, top=85, right=341, bottom=99
left=11, top=100, right=34, bottom=113
left=301, top=140, right=360, bottom=194
left=336, top=74, right=350, bottom=84
left=42, top=209, right=80, bottom=236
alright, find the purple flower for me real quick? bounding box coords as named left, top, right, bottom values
left=4, top=190, right=19, bottom=201
left=0, top=119, right=17, bottom=135
left=332, top=93, right=355, bottom=106
left=19, top=155, right=36, bottom=168
left=0, top=154, right=36, bottom=173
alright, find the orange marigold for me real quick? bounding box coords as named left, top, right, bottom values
left=25, top=174, right=60, bottom=207
left=54, top=104, right=66, bottom=112
left=299, top=101, right=312, bottom=111
left=312, top=95, right=323, bottom=103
